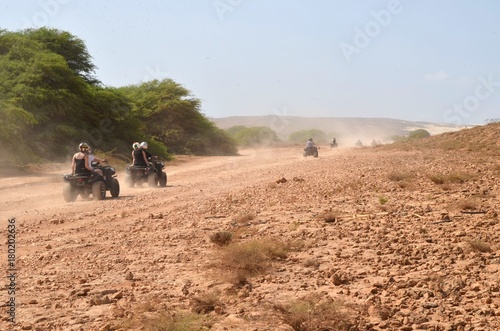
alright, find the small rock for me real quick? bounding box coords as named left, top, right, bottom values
left=422, top=302, right=438, bottom=309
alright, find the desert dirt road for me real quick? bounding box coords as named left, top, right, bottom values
left=1, top=144, right=499, bottom=331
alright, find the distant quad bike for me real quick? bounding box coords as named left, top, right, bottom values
left=330, top=140, right=338, bottom=148
left=125, top=156, right=167, bottom=188
left=303, top=147, right=319, bottom=158
left=63, top=162, right=120, bottom=202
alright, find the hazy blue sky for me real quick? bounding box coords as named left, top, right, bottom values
left=2, top=0, right=499, bottom=125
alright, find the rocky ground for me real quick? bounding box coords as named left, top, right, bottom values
left=1, top=124, right=499, bottom=331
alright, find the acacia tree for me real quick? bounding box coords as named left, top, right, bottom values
left=119, top=79, right=237, bottom=156
left=408, top=129, right=430, bottom=140
left=0, top=28, right=136, bottom=163
left=288, top=129, right=328, bottom=144
left=21, top=27, right=98, bottom=84
left=226, top=125, right=280, bottom=146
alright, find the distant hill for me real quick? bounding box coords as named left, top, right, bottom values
left=210, top=116, right=463, bottom=146
left=384, top=121, right=500, bottom=155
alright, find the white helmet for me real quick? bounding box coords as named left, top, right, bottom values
left=132, top=142, right=140, bottom=150
left=140, top=142, right=148, bottom=149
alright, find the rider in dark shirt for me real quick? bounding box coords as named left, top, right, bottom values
left=72, top=142, right=95, bottom=175
left=132, top=147, right=149, bottom=167
left=140, top=142, right=152, bottom=162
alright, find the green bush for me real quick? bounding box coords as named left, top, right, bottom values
left=408, top=129, right=430, bottom=140
left=288, top=129, right=328, bottom=144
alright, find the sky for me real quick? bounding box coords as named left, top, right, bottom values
left=1, top=0, right=500, bottom=125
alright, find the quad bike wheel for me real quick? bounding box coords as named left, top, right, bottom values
left=110, top=178, right=120, bottom=197
left=80, top=191, right=90, bottom=200
left=63, top=183, right=78, bottom=202
left=159, top=172, right=167, bottom=187
left=314, top=151, right=319, bottom=158
left=148, top=172, right=159, bottom=187
left=92, top=181, right=106, bottom=200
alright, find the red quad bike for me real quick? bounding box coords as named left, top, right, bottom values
left=63, top=162, right=120, bottom=202
left=303, top=146, right=319, bottom=158
left=125, top=156, right=167, bottom=188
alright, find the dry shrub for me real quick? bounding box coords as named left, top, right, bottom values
left=190, top=291, right=221, bottom=314
left=387, top=171, right=413, bottom=182
left=209, top=231, right=233, bottom=246
left=378, top=195, right=388, bottom=205
left=428, top=172, right=474, bottom=185
left=468, top=240, right=492, bottom=253
left=427, top=174, right=446, bottom=185
left=144, top=310, right=207, bottom=331
left=318, top=211, right=338, bottom=223
left=458, top=199, right=479, bottom=211
left=440, top=183, right=452, bottom=191
left=276, top=294, right=357, bottom=331
left=219, top=238, right=289, bottom=284
left=303, top=258, right=320, bottom=269
left=447, top=172, right=474, bottom=183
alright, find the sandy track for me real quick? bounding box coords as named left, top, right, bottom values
left=1, top=145, right=499, bottom=331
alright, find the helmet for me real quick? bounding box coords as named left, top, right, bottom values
left=79, top=142, right=90, bottom=150
left=140, top=142, right=148, bottom=149
left=132, top=142, right=140, bottom=150
left=308, top=138, right=313, bottom=141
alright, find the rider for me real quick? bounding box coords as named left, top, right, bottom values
left=140, top=142, right=152, bottom=162
left=132, top=141, right=149, bottom=167
left=72, top=142, right=97, bottom=175
left=131, top=142, right=140, bottom=162
left=88, top=148, right=104, bottom=176
left=306, top=138, right=315, bottom=149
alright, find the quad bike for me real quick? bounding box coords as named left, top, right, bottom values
left=63, top=162, right=120, bottom=202
left=330, top=140, right=338, bottom=148
left=125, top=156, right=167, bottom=188
left=303, top=146, right=319, bottom=158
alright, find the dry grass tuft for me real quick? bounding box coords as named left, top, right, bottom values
left=209, top=231, right=233, bottom=246
left=458, top=199, right=479, bottom=211
left=428, top=172, right=474, bottom=185
left=219, top=238, right=289, bottom=284
left=190, top=291, right=221, bottom=314
left=276, top=294, right=357, bottom=331
left=143, top=310, right=208, bottom=331
left=468, top=240, right=493, bottom=253
left=387, top=171, right=414, bottom=182
left=318, top=211, right=339, bottom=223
left=378, top=195, right=388, bottom=205
left=303, top=258, right=321, bottom=269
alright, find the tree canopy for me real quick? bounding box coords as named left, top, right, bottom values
left=225, top=125, right=280, bottom=146
left=118, top=80, right=237, bottom=156
left=408, top=129, right=431, bottom=140
left=0, top=27, right=237, bottom=166
left=288, top=129, right=328, bottom=144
